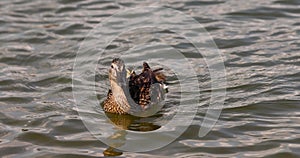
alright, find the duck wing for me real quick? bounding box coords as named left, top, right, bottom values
left=129, top=62, right=166, bottom=108
left=128, top=71, right=140, bottom=104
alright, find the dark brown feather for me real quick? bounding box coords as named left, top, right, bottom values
left=128, top=62, right=166, bottom=108
left=103, top=59, right=166, bottom=114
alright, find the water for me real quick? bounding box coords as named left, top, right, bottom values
left=1, top=0, right=300, bottom=157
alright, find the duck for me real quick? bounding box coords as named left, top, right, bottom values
left=103, top=58, right=167, bottom=115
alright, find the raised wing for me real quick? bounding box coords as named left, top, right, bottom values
left=129, top=62, right=166, bottom=108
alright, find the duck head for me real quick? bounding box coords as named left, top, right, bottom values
left=109, top=58, right=127, bottom=87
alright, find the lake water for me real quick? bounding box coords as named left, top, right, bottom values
left=0, top=0, right=299, bottom=157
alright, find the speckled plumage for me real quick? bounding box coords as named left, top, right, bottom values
left=129, top=62, right=166, bottom=108
left=102, top=58, right=166, bottom=114
left=103, top=89, right=128, bottom=114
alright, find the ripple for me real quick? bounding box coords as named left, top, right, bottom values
left=0, top=0, right=299, bottom=157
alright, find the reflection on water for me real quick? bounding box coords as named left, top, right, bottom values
left=103, top=147, right=123, bottom=157
left=103, top=113, right=161, bottom=156
left=105, top=113, right=161, bottom=131
left=1, top=0, right=300, bottom=157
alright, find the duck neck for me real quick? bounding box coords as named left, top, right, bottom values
left=110, top=80, right=130, bottom=112
left=110, top=78, right=143, bottom=114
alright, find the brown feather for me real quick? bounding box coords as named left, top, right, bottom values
left=103, top=90, right=128, bottom=114
left=103, top=59, right=166, bottom=114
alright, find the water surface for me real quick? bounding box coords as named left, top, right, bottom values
left=0, top=0, right=299, bottom=157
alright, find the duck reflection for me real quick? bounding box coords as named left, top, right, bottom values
left=106, top=112, right=161, bottom=131
left=103, top=112, right=161, bottom=156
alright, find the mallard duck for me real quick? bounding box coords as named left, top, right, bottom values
left=103, top=58, right=167, bottom=115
